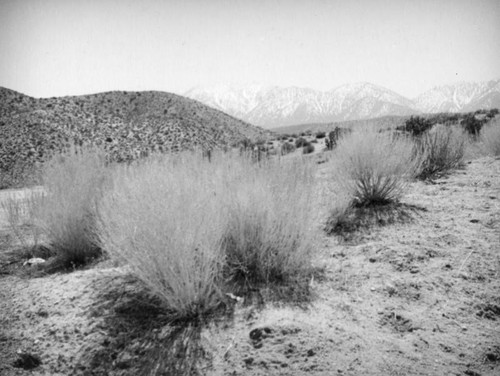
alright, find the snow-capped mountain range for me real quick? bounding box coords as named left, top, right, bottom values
left=185, top=79, right=500, bottom=128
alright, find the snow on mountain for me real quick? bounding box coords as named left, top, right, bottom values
left=326, top=83, right=416, bottom=120
left=185, top=80, right=500, bottom=128
left=184, top=83, right=270, bottom=120
left=414, top=79, right=500, bottom=113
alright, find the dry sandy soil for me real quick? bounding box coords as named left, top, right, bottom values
left=0, top=156, right=499, bottom=376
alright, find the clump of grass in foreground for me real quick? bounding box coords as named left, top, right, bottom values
left=415, top=125, right=466, bottom=180
left=2, top=189, right=44, bottom=253
left=97, top=153, right=229, bottom=320
left=480, top=119, right=500, bottom=156
left=36, top=146, right=108, bottom=269
left=97, top=151, right=318, bottom=319
left=333, top=129, right=418, bottom=207
left=222, top=154, right=317, bottom=286
left=325, top=129, right=419, bottom=236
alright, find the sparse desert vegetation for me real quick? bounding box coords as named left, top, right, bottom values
left=414, top=125, right=467, bottom=180
left=324, top=129, right=420, bottom=237
left=1, top=113, right=499, bottom=376
left=480, top=117, right=500, bottom=156
left=97, top=153, right=229, bottom=320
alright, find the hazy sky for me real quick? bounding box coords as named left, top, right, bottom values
left=1, top=0, right=499, bottom=98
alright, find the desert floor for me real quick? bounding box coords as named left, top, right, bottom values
left=0, top=156, right=499, bottom=376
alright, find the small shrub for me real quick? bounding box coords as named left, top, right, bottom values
left=401, top=116, right=433, bottom=137
left=415, top=126, right=466, bottom=179
left=331, top=129, right=419, bottom=207
left=303, top=142, right=315, bottom=154
left=37, top=146, right=108, bottom=268
left=480, top=119, right=500, bottom=156
left=2, top=190, right=44, bottom=251
left=280, top=142, right=296, bottom=155
left=462, top=113, right=485, bottom=137
left=295, top=137, right=308, bottom=148
left=222, top=156, right=317, bottom=285
left=326, top=127, right=352, bottom=150
left=315, top=131, right=326, bottom=139
left=97, top=153, right=227, bottom=319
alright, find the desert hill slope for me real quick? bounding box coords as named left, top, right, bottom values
left=0, top=87, right=270, bottom=187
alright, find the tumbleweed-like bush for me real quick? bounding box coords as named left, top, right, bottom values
left=36, top=146, right=108, bottom=268
left=97, top=151, right=318, bottom=318
left=332, top=129, right=419, bottom=207
left=221, top=154, right=317, bottom=285
left=97, top=152, right=228, bottom=319
left=480, top=118, right=500, bottom=156
left=415, top=125, right=466, bottom=180
left=325, top=129, right=420, bottom=237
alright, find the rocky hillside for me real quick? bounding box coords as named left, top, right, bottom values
left=0, top=87, right=270, bottom=188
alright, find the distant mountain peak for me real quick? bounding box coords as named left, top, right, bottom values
left=185, top=79, right=500, bottom=128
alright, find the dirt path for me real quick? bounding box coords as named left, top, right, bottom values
left=0, top=157, right=499, bottom=375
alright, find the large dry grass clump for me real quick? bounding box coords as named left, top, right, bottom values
left=3, top=147, right=108, bottom=268
left=222, top=154, right=317, bottom=285
left=325, top=129, right=419, bottom=236
left=36, top=147, right=108, bottom=267
left=97, top=151, right=318, bottom=319
left=415, top=125, right=466, bottom=179
left=98, top=153, right=228, bottom=319
left=2, top=189, right=44, bottom=253
left=332, top=129, right=419, bottom=206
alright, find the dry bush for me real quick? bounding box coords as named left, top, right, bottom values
left=480, top=119, right=500, bottom=156
left=2, top=189, right=45, bottom=252
left=36, top=146, right=108, bottom=267
left=415, top=125, right=466, bottom=179
left=97, top=153, right=229, bottom=319
left=97, top=151, right=318, bottom=318
left=331, top=129, right=419, bottom=207
left=325, top=129, right=419, bottom=237
left=222, top=155, right=317, bottom=285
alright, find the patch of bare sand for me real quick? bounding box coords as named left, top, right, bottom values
left=0, top=157, right=498, bottom=375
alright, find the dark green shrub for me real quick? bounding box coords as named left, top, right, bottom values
left=461, top=113, right=485, bottom=137
left=401, top=116, right=433, bottom=137
left=316, top=131, right=326, bottom=139
left=326, top=127, right=352, bottom=150
left=281, top=142, right=296, bottom=155
left=295, top=137, right=308, bottom=148
left=302, top=142, right=315, bottom=154
left=415, top=126, right=466, bottom=180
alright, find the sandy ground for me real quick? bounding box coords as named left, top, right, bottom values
left=0, top=156, right=499, bottom=376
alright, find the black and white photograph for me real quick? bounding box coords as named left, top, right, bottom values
left=0, top=0, right=499, bottom=375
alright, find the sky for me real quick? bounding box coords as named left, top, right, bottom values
left=0, top=0, right=499, bottom=98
